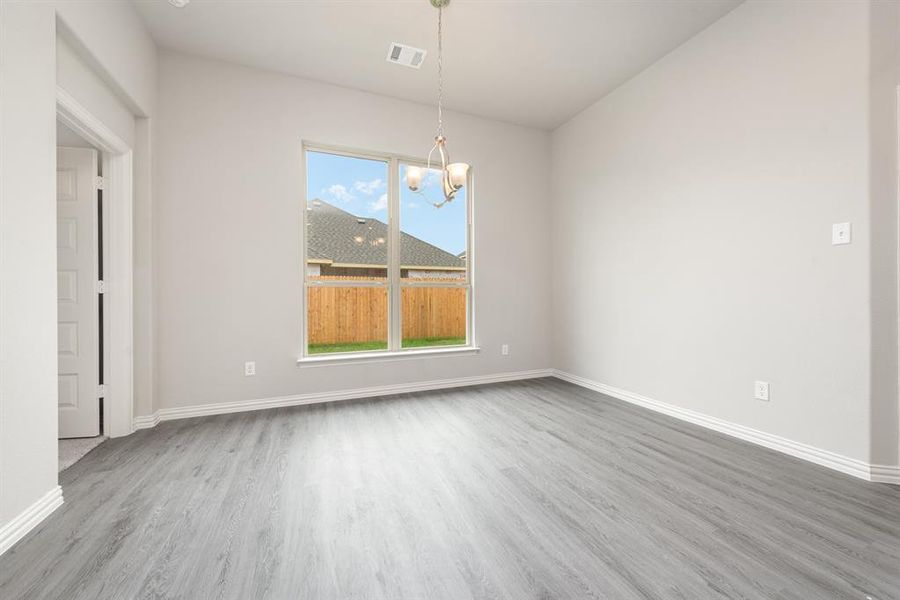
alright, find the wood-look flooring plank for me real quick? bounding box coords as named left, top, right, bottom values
left=0, top=378, right=898, bottom=599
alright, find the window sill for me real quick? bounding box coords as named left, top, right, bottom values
left=297, top=345, right=480, bottom=366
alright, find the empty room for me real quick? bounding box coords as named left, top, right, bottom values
left=1, top=0, right=899, bottom=598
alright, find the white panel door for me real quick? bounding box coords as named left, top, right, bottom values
left=57, top=146, right=100, bottom=438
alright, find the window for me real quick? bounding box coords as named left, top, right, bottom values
left=302, top=145, right=471, bottom=357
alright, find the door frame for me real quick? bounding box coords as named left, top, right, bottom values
left=56, top=86, right=134, bottom=438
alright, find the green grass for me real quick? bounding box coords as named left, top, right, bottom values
left=308, top=337, right=466, bottom=355
left=308, top=340, right=388, bottom=355
left=402, top=336, right=466, bottom=348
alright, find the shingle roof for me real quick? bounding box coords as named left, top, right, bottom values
left=307, top=200, right=465, bottom=269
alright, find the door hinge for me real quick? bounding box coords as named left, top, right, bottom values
left=95, top=176, right=106, bottom=190
left=98, top=384, right=106, bottom=398
left=96, top=280, right=107, bottom=294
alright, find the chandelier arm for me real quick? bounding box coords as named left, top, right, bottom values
left=436, top=138, right=448, bottom=171
left=426, top=141, right=438, bottom=171
left=412, top=187, right=448, bottom=209
left=436, top=140, right=455, bottom=200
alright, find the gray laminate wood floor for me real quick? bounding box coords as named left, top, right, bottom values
left=1, top=378, right=898, bottom=599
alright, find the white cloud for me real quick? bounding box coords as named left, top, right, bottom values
left=368, top=193, right=388, bottom=212
left=323, top=184, right=354, bottom=203
left=353, top=178, right=385, bottom=195
left=407, top=201, right=420, bottom=209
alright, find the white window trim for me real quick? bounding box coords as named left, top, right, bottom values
left=297, top=345, right=481, bottom=366
left=298, top=141, right=475, bottom=363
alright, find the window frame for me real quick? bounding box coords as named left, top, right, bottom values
left=299, top=141, right=474, bottom=362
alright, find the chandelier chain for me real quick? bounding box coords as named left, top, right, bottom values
left=436, top=4, right=444, bottom=138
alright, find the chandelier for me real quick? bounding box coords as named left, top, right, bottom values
left=406, top=0, right=469, bottom=208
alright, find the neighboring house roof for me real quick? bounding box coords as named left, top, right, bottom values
left=307, top=200, right=465, bottom=269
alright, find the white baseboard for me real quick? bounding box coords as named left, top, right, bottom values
left=133, top=369, right=553, bottom=430
left=132, top=412, right=160, bottom=431
left=870, top=464, right=900, bottom=485
left=0, top=486, right=63, bottom=556
left=552, top=370, right=898, bottom=485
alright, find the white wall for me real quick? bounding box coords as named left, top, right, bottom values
left=551, top=0, right=895, bottom=465
left=57, top=34, right=135, bottom=147
left=0, top=0, right=157, bottom=538
left=867, top=0, right=900, bottom=468
left=54, top=0, right=156, bottom=118
left=133, top=115, right=156, bottom=421
left=0, top=1, right=60, bottom=527
left=153, top=51, right=551, bottom=412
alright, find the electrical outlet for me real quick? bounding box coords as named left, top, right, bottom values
left=501, top=344, right=509, bottom=356
left=244, top=361, right=256, bottom=376
left=754, top=381, right=770, bottom=401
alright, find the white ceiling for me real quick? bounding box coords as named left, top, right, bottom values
left=134, top=0, right=742, bottom=130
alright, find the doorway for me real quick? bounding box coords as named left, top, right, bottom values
left=56, top=87, right=135, bottom=474
left=56, top=122, right=106, bottom=469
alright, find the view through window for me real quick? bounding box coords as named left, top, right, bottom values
left=304, top=148, right=470, bottom=356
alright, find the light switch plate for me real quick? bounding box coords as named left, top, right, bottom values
left=754, top=381, right=770, bottom=401
left=832, top=222, right=851, bottom=245
left=244, top=361, right=256, bottom=376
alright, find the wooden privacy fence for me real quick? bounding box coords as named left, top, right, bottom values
left=401, top=285, right=466, bottom=341
left=307, top=276, right=466, bottom=344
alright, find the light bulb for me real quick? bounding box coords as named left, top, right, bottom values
left=406, top=166, right=423, bottom=191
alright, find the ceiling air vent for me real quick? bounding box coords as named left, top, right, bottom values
left=386, top=43, right=427, bottom=69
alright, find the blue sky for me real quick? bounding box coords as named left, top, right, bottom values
left=306, top=150, right=467, bottom=256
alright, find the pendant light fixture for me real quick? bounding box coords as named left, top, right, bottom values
left=406, top=0, right=469, bottom=208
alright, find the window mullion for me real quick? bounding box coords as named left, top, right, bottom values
left=388, top=156, right=401, bottom=351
